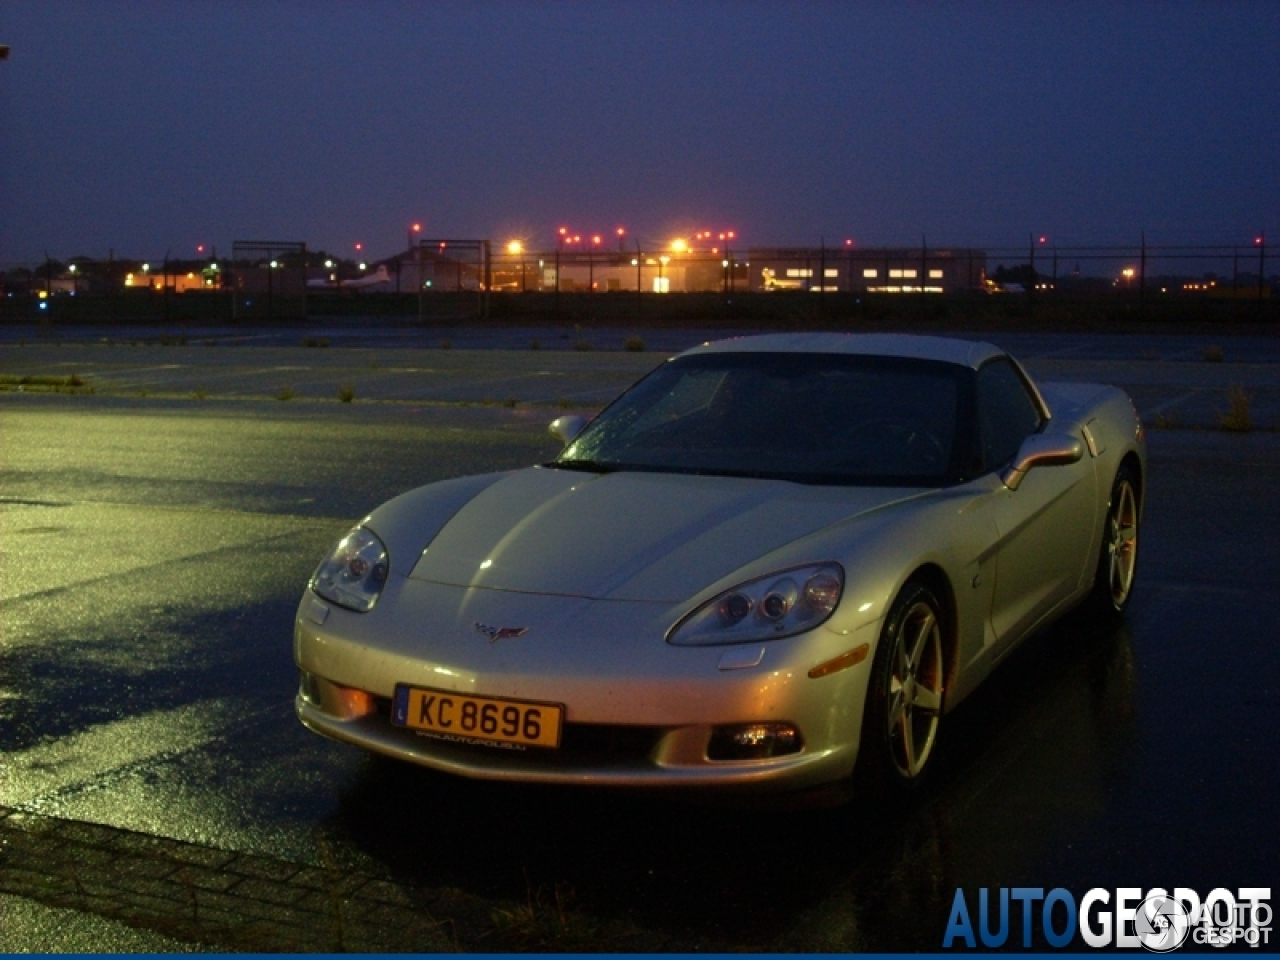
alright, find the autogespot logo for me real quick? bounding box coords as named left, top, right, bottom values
left=942, top=886, right=1272, bottom=950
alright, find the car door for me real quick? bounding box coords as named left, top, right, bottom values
left=979, top=359, right=1097, bottom=650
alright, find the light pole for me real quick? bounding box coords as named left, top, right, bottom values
left=589, top=235, right=601, bottom=292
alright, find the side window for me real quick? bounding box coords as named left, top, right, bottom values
left=977, top=359, right=1043, bottom=470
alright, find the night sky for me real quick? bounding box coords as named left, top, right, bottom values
left=2, top=1, right=1277, bottom=265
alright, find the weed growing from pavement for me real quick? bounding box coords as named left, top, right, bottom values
left=1203, top=344, right=1225, bottom=362
left=488, top=880, right=620, bottom=950
left=0, top=373, right=91, bottom=392
left=1218, top=385, right=1253, bottom=431
left=337, top=384, right=355, bottom=403
left=276, top=385, right=296, bottom=401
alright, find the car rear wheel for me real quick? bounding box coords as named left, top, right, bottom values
left=864, top=580, right=946, bottom=785
left=1089, top=464, right=1140, bottom=617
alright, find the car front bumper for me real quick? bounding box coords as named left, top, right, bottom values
left=294, top=579, right=879, bottom=790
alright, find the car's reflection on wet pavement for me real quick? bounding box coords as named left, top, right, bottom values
left=321, top=610, right=1140, bottom=949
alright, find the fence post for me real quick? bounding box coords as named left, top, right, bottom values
left=1139, top=232, right=1147, bottom=314
left=1259, top=231, right=1267, bottom=308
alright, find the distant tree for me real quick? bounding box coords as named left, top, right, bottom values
left=992, top=263, right=1039, bottom=286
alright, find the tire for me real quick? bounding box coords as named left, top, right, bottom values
left=863, top=580, right=946, bottom=786
left=1088, top=463, right=1140, bottom=618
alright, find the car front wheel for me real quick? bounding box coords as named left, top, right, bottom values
left=864, top=580, right=946, bottom=785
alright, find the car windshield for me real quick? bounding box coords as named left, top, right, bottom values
left=552, top=352, right=974, bottom=486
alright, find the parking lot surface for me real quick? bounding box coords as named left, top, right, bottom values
left=1, top=327, right=1278, bottom=950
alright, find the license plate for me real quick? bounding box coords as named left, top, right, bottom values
left=391, top=685, right=563, bottom=749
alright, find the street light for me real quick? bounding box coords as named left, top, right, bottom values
left=507, top=240, right=526, bottom=292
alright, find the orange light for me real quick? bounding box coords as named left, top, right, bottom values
left=412, top=222, right=421, bottom=232
left=559, top=226, right=567, bottom=236
left=807, top=643, right=870, bottom=679
left=616, top=227, right=625, bottom=236
left=592, top=235, right=601, bottom=245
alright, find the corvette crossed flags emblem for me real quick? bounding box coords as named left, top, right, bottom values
left=473, top=621, right=529, bottom=642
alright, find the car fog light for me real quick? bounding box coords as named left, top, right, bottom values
left=707, top=722, right=803, bottom=761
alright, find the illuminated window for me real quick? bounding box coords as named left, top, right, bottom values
left=785, top=268, right=813, bottom=278
left=929, top=269, right=943, bottom=279
left=903, top=269, right=918, bottom=278
left=863, top=269, right=878, bottom=278
left=824, top=268, right=838, bottom=278
left=889, top=269, right=904, bottom=278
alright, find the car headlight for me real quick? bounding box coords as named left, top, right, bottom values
left=667, top=563, right=844, bottom=646
left=310, top=527, right=389, bottom=613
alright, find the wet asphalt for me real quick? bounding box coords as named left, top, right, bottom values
left=1, top=329, right=1277, bottom=950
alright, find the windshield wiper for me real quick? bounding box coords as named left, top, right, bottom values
left=544, top=459, right=619, bottom=474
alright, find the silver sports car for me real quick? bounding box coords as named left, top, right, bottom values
left=294, top=333, right=1144, bottom=791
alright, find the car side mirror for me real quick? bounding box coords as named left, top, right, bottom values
left=548, top=415, right=587, bottom=446
left=1001, top=433, right=1084, bottom=491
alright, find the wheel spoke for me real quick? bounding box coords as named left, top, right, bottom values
left=906, top=611, right=935, bottom=671
left=887, top=689, right=906, bottom=730
left=895, top=638, right=910, bottom=680
left=898, top=708, right=916, bottom=771
left=912, top=685, right=942, bottom=713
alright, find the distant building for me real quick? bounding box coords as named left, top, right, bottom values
left=749, top=247, right=987, bottom=294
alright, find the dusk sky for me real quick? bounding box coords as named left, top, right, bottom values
left=2, top=1, right=1278, bottom=265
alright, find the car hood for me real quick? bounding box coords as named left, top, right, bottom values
left=407, top=466, right=922, bottom=602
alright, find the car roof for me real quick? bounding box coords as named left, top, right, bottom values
left=680, top=333, right=1005, bottom=370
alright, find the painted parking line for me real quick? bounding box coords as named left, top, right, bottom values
left=1141, top=389, right=1204, bottom=417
